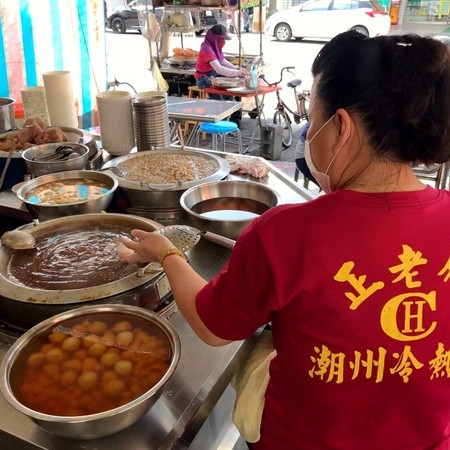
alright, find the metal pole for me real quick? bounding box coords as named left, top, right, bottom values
left=259, top=0, right=263, bottom=57
left=238, top=0, right=242, bottom=62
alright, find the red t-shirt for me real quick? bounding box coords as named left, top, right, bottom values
left=196, top=187, right=450, bottom=449
left=194, top=50, right=216, bottom=79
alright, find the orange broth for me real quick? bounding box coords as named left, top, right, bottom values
left=12, top=314, right=171, bottom=416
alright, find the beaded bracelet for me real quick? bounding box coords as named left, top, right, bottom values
left=158, top=247, right=184, bottom=266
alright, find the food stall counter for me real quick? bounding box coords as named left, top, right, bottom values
left=0, top=151, right=314, bottom=449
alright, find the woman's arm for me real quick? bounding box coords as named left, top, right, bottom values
left=220, top=58, right=239, bottom=70
left=210, top=58, right=243, bottom=77
left=119, top=230, right=232, bottom=347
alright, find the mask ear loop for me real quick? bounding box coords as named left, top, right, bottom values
left=309, top=114, right=335, bottom=144
left=308, top=114, right=336, bottom=173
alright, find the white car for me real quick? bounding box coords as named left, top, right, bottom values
left=265, top=0, right=391, bottom=41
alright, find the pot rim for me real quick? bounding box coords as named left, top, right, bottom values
left=101, top=148, right=230, bottom=191
left=0, top=97, right=15, bottom=106
left=0, top=213, right=164, bottom=304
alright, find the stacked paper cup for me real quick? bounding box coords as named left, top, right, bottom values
left=20, top=86, right=50, bottom=125
left=42, top=71, right=78, bottom=128
left=96, top=90, right=135, bottom=155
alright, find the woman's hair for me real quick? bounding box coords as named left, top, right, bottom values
left=311, top=31, right=450, bottom=165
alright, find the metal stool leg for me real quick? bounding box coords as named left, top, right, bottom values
left=196, top=128, right=201, bottom=148
left=212, top=134, right=218, bottom=151
left=236, top=128, right=242, bottom=154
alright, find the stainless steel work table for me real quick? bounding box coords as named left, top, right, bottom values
left=0, top=151, right=314, bottom=449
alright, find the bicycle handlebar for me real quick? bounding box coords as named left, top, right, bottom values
left=260, top=66, right=296, bottom=87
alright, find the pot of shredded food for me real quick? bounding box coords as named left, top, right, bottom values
left=101, top=148, right=230, bottom=219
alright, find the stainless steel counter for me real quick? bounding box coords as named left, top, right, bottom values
left=0, top=151, right=313, bottom=449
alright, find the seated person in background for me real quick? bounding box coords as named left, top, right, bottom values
left=194, top=24, right=245, bottom=89
left=195, top=24, right=246, bottom=126
left=294, top=121, right=319, bottom=188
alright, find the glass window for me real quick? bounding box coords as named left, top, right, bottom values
left=331, top=0, right=352, bottom=10
left=357, top=0, right=376, bottom=8
left=302, top=0, right=331, bottom=11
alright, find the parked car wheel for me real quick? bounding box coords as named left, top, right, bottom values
left=350, top=25, right=369, bottom=36
left=274, top=23, right=292, bottom=41
left=111, top=16, right=127, bottom=33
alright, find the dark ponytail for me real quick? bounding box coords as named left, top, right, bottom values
left=312, top=31, right=450, bottom=165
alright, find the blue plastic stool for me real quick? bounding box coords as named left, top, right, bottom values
left=196, top=120, right=243, bottom=154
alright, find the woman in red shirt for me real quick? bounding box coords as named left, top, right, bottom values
left=119, top=32, right=450, bottom=449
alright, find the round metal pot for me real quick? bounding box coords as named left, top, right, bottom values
left=22, top=142, right=89, bottom=177
left=0, top=304, right=181, bottom=439
left=0, top=98, right=15, bottom=133
left=16, top=170, right=118, bottom=222
left=102, top=148, right=230, bottom=219
left=0, top=213, right=167, bottom=328
left=180, top=180, right=281, bottom=239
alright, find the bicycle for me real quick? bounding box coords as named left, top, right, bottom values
left=260, top=66, right=310, bottom=148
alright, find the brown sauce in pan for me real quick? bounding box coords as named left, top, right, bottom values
left=7, top=225, right=141, bottom=290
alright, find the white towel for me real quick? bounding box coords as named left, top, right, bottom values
left=231, top=330, right=276, bottom=443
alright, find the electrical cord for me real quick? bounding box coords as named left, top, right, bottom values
left=108, top=78, right=137, bottom=93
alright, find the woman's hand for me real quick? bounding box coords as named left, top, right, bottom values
left=118, top=229, right=174, bottom=264
left=120, top=229, right=231, bottom=347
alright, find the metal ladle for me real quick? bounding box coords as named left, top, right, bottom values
left=1, top=230, right=36, bottom=250
left=136, top=225, right=236, bottom=276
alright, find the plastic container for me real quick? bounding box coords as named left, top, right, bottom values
left=250, top=67, right=258, bottom=89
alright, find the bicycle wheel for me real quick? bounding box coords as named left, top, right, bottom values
left=273, top=110, right=293, bottom=148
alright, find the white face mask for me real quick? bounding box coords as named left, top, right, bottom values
left=304, top=115, right=339, bottom=194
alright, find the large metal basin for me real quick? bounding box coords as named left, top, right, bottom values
left=180, top=180, right=281, bottom=239
left=0, top=304, right=181, bottom=439
left=102, top=148, right=230, bottom=219
left=0, top=213, right=168, bottom=329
